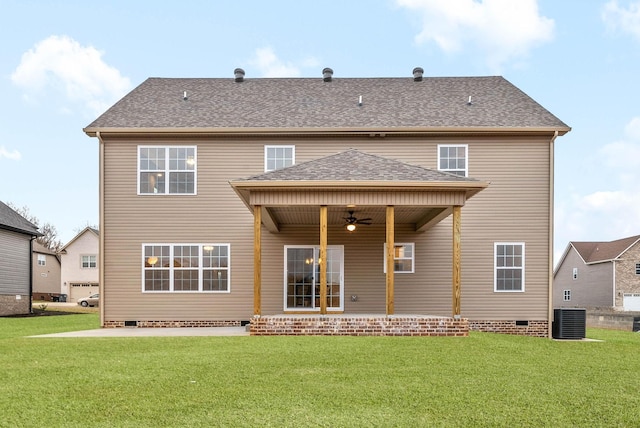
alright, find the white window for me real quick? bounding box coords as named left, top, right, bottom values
left=494, top=243, right=525, bottom=292
left=138, top=146, right=196, bottom=194
left=142, top=244, right=230, bottom=292
left=563, top=290, right=571, bottom=301
left=37, top=254, right=46, bottom=266
left=81, top=255, right=97, bottom=269
left=635, top=263, right=640, bottom=275
left=572, top=267, right=578, bottom=280
left=265, top=145, right=295, bottom=172
left=383, top=243, right=415, bottom=273
left=438, top=144, right=468, bottom=177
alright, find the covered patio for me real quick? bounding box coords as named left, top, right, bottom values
left=230, top=150, right=488, bottom=336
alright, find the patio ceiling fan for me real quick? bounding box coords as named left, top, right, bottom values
left=343, top=211, right=371, bottom=232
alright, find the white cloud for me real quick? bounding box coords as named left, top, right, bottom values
left=11, top=35, right=131, bottom=115
left=624, top=116, right=640, bottom=140
left=249, top=47, right=303, bottom=77
left=0, top=146, right=21, bottom=161
left=599, top=117, right=640, bottom=171
left=395, top=0, right=554, bottom=71
left=602, top=0, right=640, bottom=41
left=600, top=140, right=640, bottom=170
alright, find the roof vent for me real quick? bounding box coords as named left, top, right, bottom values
left=234, top=68, right=245, bottom=83
left=322, top=67, right=333, bottom=82
left=413, top=67, right=424, bottom=82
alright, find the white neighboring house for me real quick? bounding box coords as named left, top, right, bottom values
left=59, top=227, right=99, bottom=303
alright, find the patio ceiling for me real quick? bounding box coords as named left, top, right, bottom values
left=266, top=205, right=450, bottom=229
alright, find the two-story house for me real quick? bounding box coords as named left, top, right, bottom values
left=59, top=227, right=100, bottom=303
left=83, top=68, right=570, bottom=336
left=554, top=235, right=640, bottom=311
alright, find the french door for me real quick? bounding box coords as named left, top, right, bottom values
left=285, top=245, right=344, bottom=311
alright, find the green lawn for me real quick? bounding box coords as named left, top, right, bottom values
left=1, top=313, right=639, bottom=427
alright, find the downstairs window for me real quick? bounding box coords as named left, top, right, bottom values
left=494, top=242, right=525, bottom=292
left=142, top=244, right=230, bottom=292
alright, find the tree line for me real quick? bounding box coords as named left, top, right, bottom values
left=8, top=203, right=97, bottom=252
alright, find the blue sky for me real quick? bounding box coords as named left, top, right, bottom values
left=1, top=0, right=639, bottom=265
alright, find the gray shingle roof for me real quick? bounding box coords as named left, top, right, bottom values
left=572, top=235, right=640, bottom=263
left=85, top=75, right=569, bottom=131
left=238, top=148, right=477, bottom=182
left=0, top=200, right=41, bottom=236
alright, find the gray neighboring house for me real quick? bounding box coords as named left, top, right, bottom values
left=553, top=235, right=640, bottom=311
left=0, top=200, right=42, bottom=316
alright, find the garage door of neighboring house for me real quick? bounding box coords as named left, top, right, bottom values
left=70, top=283, right=99, bottom=303
left=623, top=293, right=640, bottom=311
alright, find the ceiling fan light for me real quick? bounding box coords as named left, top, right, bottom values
left=346, top=224, right=356, bottom=232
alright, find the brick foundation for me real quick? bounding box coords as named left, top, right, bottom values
left=469, top=320, right=549, bottom=337
left=250, top=315, right=469, bottom=336
left=103, top=320, right=242, bottom=328
left=0, top=294, right=30, bottom=316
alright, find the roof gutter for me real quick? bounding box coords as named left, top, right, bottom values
left=83, top=126, right=571, bottom=138
left=548, top=130, right=558, bottom=338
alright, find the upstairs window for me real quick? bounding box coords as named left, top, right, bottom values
left=563, top=290, right=571, bottom=301
left=81, top=255, right=97, bottom=269
left=636, top=263, right=640, bottom=275
left=572, top=267, right=578, bottom=280
left=438, top=144, right=468, bottom=177
left=494, top=243, right=525, bottom=292
left=37, top=254, right=46, bottom=266
left=265, top=145, right=295, bottom=172
left=139, top=146, right=196, bottom=195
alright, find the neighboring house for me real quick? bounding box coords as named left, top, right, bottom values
left=83, top=68, right=570, bottom=336
left=31, top=242, right=62, bottom=301
left=553, top=235, right=640, bottom=311
left=0, top=200, right=41, bottom=316
left=59, top=227, right=99, bottom=303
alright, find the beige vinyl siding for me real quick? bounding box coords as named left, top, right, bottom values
left=0, top=229, right=31, bottom=295
left=102, top=134, right=552, bottom=322
left=103, top=138, right=257, bottom=321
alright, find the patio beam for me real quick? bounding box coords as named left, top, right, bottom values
left=254, top=205, right=262, bottom=316
left=386, top=205, right=395, bottom=315
left=319, top=205, right=328, bottom=314
left=452, top=205, right=461, bottom=317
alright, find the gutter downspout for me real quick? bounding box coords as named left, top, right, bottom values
left=29, top=236, right=35, bottom=314
left=548, top=130, right=558, bottom=338
left=97, top=131, right=105, bottom=327
left=612, top=260, right=616, bottom=307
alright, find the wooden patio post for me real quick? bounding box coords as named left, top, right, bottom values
left=386, top=205, right=395, bottom=315
left=254, top=205, right=262, bottom=316
left=452, top=205, right=461, bottom=318
left=319, top=205, right=328, bottom=314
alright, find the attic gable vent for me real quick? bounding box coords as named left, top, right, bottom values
left=322, top=67, right=333, bottom=82
left=234, top=68, right=245, bottom=83
left=413, top=67, right=424, bottom=82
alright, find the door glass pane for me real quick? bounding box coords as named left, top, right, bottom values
left=321, top=248, right=342, bottom=309
left=286, top=248, right=314, bottom=308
